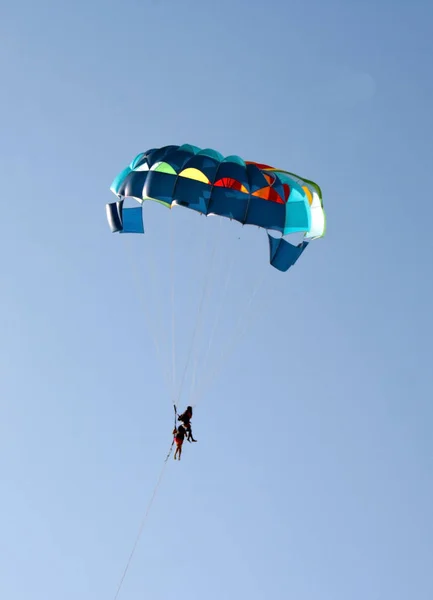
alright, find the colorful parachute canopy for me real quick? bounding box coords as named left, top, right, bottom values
left=106, top=144, right=326, bottom=272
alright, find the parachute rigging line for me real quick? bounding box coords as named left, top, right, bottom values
left=192, top=268, right=268, bottom=407
left=170, top=209, right=177, bottom=405
left=126, top=237, right=172, bottom=400
left=174, top=216, right=222, bottom=407
left=189, top=231, right=240, bottom=402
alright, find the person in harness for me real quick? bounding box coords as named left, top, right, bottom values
left=173, top=424, right=186, bottom=460
left=177, top=406, right=197, bottom=442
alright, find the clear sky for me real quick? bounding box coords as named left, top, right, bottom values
left=1, top=1, right=432, bottom=599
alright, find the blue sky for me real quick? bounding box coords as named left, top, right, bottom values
left=1, top=0, right=432, bottom=599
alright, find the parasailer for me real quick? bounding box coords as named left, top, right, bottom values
left=173, top=425, right=186, bottom=460
left=177, top=406, right=197, bottom=443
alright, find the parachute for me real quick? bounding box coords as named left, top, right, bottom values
left=105, top=142, right=326, bottom=415
left=106, top=143, right=325, bottom=272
